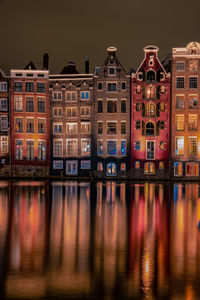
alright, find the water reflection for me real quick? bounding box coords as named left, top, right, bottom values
left=0, top=181, right=199, bottom=299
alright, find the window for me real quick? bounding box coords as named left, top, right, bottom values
left=176, top=115, right=184, bottom=130
left=146, top=87, right=155, bottom=99
left=109, top=67, right=115, bottom=75
left=81, top=122, right=90, bottom=134
left=53, top=92, right=62, bottom=100
left=81, top=160, right=91, bottom=169
left=98, top=122, right=103, bottom=134
left=145, top=103, right=155, bottom=117
left=107, top=100, right=117, bottom=113
left=15, top=118, right=23, bottom=132
left=159, top=141, right=165, bottom=150
left=38, top=141, right=46, bottom=160
left=160, top=102, right=165, bottom=111
left=147, top=71, right=155, bottom=83
left=107, top=122, right=117, bottom=134
left=53, top=139, right=63, bottom=157
left=135, top=161, right=140, bottom=169
left=97, top=140, right=103, bottom=155
left=121, top=163, right=126, bottom=171
left=188, top=115, right=198, bottom=131
left=97, top=82, right=103, bottom=90
left=53, top=160, right=63, bottom=169
left=0, top=82, right=7, bottom=92
left=37, top=97, right=45, bottom=112
left=66, top=92, right=77, bottom=101
left=26, top=82, right=34, bottom=92
left=0, top=136, right=8, bottom=153
left=14, top=82, right=22, bottom=92
left=161, top=86, right=166, bottom=93
left=15, top=140, right=23, bottom=160
left=160, top=121, right=165, bottom=129
left=121, top=82, right=126, bottom=90
left=188, top=137, right=197, bottom=156
left=107, top=83, right=117, bottom=92
left=175, top=137, right=184, bottom=155
left=53, top=123, right=63, bottom=134
left=135, top=141, right=140, bottom=150
left=97, top=162, right=103, bottom=171
left=14, top=95, right=23, bottom=111
left=26, top=140, right=34, bottom=160
left=26, top=97, right=34, bottom=112
left=1, top=116, right=8, bottom=132
left=66, top=107, right=77, bottom=117
left=38, top=119, right=46, bottom=133
left=37, top=83, right=45, bottom=93
left=80, top=106, right=90, bottom=116
left=189, top=61, right=198, bottom=72
left=189, top=95, right=198, bottom=109
left=121, top=121, right=126, bottom=134
left=136, top=121, right=140, bottom=129
left=144, top=162, right=155, bottom=174
left=176, top=95, right=185, bottom=109
left=176, top=77, right=184, bottom=89
left=80, top=91, right=90, bottom=100
left=159, top=161, right=164, bottom=169
left=0, top=99, right=7, bottom=111
left=81, top=139, right=90, bottom=156
left=66, top=139, right=78, bottom=156
left=176, top=62, right=185, bottom=71
left=146, top=122, right=155, bottom=136
left=146, top=141, right=155, bottom=159
left=26, top=118, right=34, bottom=133
left=107, top=163, right=117, bottom=176
left=136, top=103, right=141, bottom=111
left=53, top=107, right=62, bottom=116
left=107, top=140, right=117, bottom=155
left=121, top=140, right=126, bottom=155
left=98, top=100, right=103, bottom=113
left=66, top=123, right=77, bottom=134
left=121, top=100, right=126, bottom=113
left=186, top=163, right=199, bottom=176
left=66, top=161, right=78, bottom=175
left=174, top=162, right=183, bottom=176
left=189, top=77, right=198, bottom=89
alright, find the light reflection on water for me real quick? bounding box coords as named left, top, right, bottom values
left=0, top=181, right=199, bottom=299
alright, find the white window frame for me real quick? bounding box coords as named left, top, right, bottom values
left=66, top=160, right=78, bottom=175
left=81, top=160, right=91, bottom=169
left=53, top=139, right=63, bottom=157
left=53, top=160, right=63, bottom=169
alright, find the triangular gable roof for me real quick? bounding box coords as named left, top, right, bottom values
left=24, top=61, right=36, bottom=70
left=0, top=68, right=7, bottom=79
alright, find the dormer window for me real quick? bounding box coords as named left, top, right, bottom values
left=108, top=67, right=116, bottom=75
left=147, top=70, right=155, bottom=83
left=149, top=56, right=154, bottom=67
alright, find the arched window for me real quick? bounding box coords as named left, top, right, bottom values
left=144, top=162, right=155, bottom=174
left=121, top=163, right=126, bottom=171
left=147, top=70, right=155, bottom=83
left=146, top=122, right=155, bottom=136
left=146, top=87, right=155, bottom=99
left=97, top=162, right=103, bottom=171
left=159, top=161, right=164, bottom=169
left=107, top=163, right=117, bottom=176
left=145, top=103, right=155, bottom=117
left=135, top=161, right=140, bottom=169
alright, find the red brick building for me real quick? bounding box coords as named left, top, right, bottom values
left=10, top=61, right=50, bottom=176
left=131, top=46, right=170, bottom=179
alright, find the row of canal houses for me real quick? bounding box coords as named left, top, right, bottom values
left=0, top=41, right=200, bottom=180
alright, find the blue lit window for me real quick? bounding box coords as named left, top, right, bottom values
left=135, top=141, right=140, bottom=150
left=107, top=163, right=117, bottom=176
left=81, top=91, right=90, bottom=100
left=121, top=140, right=126, bottom=155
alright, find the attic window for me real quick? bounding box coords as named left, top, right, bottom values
left=38, top=74, right=44, bottom=77
left=26, top=74, right=33, bottom=77
left=109, top=67, right=116, bottom=75
left=15, top=73, right=22, bottom=77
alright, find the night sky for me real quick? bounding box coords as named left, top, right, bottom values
left=1, top=0, right=200, bottom=74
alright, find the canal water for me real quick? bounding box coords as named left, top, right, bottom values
left=0, top=181, right=199, bottom=299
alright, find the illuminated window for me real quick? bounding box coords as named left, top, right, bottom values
left=14, top=95, right=23, bottom=111
left=97, top=162, right=103, bottom=171
left=81, top=122, right=90, bottom=134
left=136, top=121, right=140, bottom=129
left=107, top=100, right=117, bottom=113
left=107, top=83, right=117, bottom=92
left=121, top=140, right=126, bottom=155
left=0, top=82, right=7, bottom=92
left=53, top=139, right=63, bottom=157
left=53, top=107, right=62, bottom=116
left=66, top=139, right=78, bottom=156
left=145, top=103, right=155, bottom=117
left=37, top=83, right=45, bottom=93
left=176, top=95, right=185, bottom=109
left=80, top=106, right=90, bottom=116
left=0, top=99, right=7, bottom=111
left=188, top=115, right=198, bottom=131
left=121, top=100, right=126, bottom=113
left=81, top=160, right=91, bottom=169
left=80, top=91, right=90, bottom=100
left=37, top=97, right=45, bottom=112
left=144, top=162, right=155, bottom=174
left=98, top=122, right=103, bottom=134
left=66, top=92, right=77, bottom=101
left=188, top=137, right=197, bottom=156
left=107, top=140, right=117, bottom=155
left=136, top=85, right=141, bottom=93
left=135, top=141, right=140, bottom=150
left=66, top=160, right=78, bottom=175
left=189, top=95, right=198, bottom=109
left=121, top=82, right=126, bottom=90
left=121, top=163, right=126, bottom=171
left=146, top=122, right=155, bottom=136
left=98, top=100, right=103, bottom=113
left=15, top=118, right=23, bottom=132
left=53, top=92, right=62, bottom=100
left=14, top=82, right=22, bottom=92
left=147, top=71, right=155, bottom=83
left=186, top=162, right=199, bottom=176
left=107, top=121, right=117, bottom=134
left=175, top=137, right=184, bottom=155
left=38, top=119, right=46, bottom=133
left=146, top=141, right=155, bottom=159
left=26, top=118, right=34, bottom=133
left=26, top=140, right=34, bottom=160
left=135, top=161, right=140, bottom=169
left=15, top=140, right=23, bottom=160
left=159, top=141, right=165, bottom=150
left=81, top=139, right=90, bottom=156
left=174, top=162, right=183, bottom=176
left=161, top=85, right=166, bottom=93
left=121, top=121, right=126, bottom=134
left=159, top=161, right=164, bottom=169
left=175, top=115, right=184, bottom=130
left=146, top=87, right=155, bottom=99
left=26, top=82, right=34, bottom=92
left=53, top=123, right=63, bottom=134
left=189, top=77, right=198, bottom=89
left=107, top=163, right=117, bottom=176
left=26, top=97, right=34, bottom=112
left=66, top=107, right=77, bottom=117
left=0, top=136, right=8, bottom=153
left=176, top=62, right=185, bottom=71
left=38, top=141, right=46, bottom=160
left=97, top=140, right=103, bottom=155
left=97, top=82, right=102, bottom=90
left=176, top=77, right=184, bottom=89
left=160, top=102, right=165, bottom=111
left=66, top=122, right=77, bottom=134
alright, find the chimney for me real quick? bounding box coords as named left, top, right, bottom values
left=43, top=53, right=49, bottom=70
left=85, top=56, right=89, bottom=74
left=107, top=46, right=117, bottom=57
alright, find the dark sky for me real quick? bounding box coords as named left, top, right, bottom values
left=1, top=0, right=200, bottom=74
